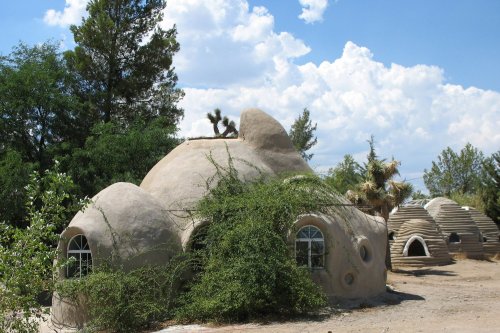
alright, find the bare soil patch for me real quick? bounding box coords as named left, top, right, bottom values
left=156, top=258, right=500, bottom=333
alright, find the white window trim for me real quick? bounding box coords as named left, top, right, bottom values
left=403, top=235, right=431, bottom=257
left=295, top=225, right=325, bottom=269
left=67, top=234, right=92, bottom=278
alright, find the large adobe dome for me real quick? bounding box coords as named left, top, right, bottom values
left=140, top=108, right=311, bottom=246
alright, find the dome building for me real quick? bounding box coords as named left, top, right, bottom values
left=51, top=109, right=388, bottom=329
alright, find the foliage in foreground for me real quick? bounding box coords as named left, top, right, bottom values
left=176, top=155, right=338, bottom=322
left=56, top=261, right=188, bottom=333
left=0, top=165, right=83, bottom=333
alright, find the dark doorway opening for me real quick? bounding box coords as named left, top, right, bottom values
left=189, top=224, right=209, bottom=272
left=407, top=239, right=427, bottom=256
left=449, top=232, right=460, bottom=243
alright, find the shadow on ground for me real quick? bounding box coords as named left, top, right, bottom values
left=392, top=268, right=457, bottom=277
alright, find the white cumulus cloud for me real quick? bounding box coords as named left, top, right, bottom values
left=298, top=0, right=329, bottom=24
left=161, top=0, right=310, bottom=87
left=44, top=0, right=88, bottom=27
left=40, top=0, right=500, bottom=192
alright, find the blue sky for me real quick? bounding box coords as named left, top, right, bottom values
left=1, top=0, right=499, bottom=192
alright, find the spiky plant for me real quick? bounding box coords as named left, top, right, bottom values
left=207, top=108, right=222, bottom=136
left=207, top=109, right=238, bottom=137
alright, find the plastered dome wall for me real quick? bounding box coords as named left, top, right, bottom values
left=52, top=182, right=181, bottom=329
left=140, top=108, right=312, bottom=247
left=293, top=208, right=387, bottom=299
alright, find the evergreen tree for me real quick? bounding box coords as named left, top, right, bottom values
left=66, top=0, right=184, bottom=124
left=325, top=154, right=363, bottom=194
left=289, top=108, right=317, bottom=161
left=479, top=151, right=500, bottom=223
left=423, top=143, right=484, bottom=197
left=0, top=42, right=78, bottom=170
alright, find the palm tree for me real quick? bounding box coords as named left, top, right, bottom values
left=347, top=136, right=413, bottom=269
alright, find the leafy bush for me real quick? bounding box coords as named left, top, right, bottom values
left=176, top=155, right=341, bottom=322
left=57, top=260, right=188, bottom=333
left=0, top=164, right=84, bottom=333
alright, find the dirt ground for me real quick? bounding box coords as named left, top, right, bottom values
left=40, top=258, right=500, bottom=333
left=154, top=258, right=500, bottom=333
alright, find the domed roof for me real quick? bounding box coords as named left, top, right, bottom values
left=61, top=182, right=181, bottom=271
left=140, top=109, right=311, bottom=243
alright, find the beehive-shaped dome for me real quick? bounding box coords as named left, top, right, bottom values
left=425, top=197, right=483, bottom=257
left=390, top=218, right=452, bottom=267
left=388, top=205, right=446, bottom=244
left=58, top=182, right=182, bottom=271
left=464, top=207, right=500, bottom=256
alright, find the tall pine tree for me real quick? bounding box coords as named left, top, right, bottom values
left=288, top=108, right=317, bottom=161
left=65, top=0, right=184, bottom=125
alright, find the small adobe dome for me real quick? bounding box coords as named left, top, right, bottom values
left=425, top=197, right=483, bottom=257
left=390, top=218, right=452, bottom=268
left=52, top=182, right=181, bottom=329
left=463, top=207, right=500, bottom=256
left=141, top=108, right=311, bottom=247
left=388, top=205, right=446, bottom=244
left=57, top=182, right=181, bottom=272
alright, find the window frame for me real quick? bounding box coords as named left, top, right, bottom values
left=295, top=225, right=325, bottom=269
left=66, top=234, right=92, bottom=278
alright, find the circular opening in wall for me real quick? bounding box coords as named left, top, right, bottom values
left=344, top=273, right=355, bottom=286
left=360, top=245, right=370, bottom=262
left=483, top=236, right=488, bottom=242
left=388, top=231, right=395, bottom=241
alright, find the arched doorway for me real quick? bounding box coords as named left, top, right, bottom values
left=403, top=235, right=430, bottom=257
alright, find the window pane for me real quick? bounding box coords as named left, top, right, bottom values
left=66, top=235, right=92, bottom=278
left=311, top=254, right=324, bottom=268
left=67, top=253, right=79, bottom=278
left=68, top=235, right=82, bottom=250
left=311, top=240, right=324, bottom=255
left=296, top=241, right=309, bottom=267
left=297, top=228, right=309, bottom=239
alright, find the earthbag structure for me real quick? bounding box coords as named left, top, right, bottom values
left=464, top=207, right=500, bottom=256
left=390, top=218, right=452, bottom=267
left=425, top=197, right=483, bottom=257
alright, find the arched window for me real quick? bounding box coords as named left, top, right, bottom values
left=67, top=235, right=92, bottom=278
left=296, top=225, right=324, bottom=268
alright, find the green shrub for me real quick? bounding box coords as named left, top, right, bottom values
left=177, top=218, right=326, bottom=322
left=57, top=260, right=188, bottom=333
left=0, top=164, right=83, bottom=333
left=176, top=155, right=342, bottom=322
